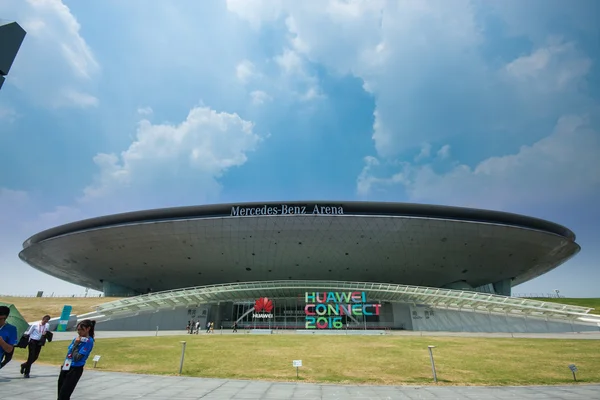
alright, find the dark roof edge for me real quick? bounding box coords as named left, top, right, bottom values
left=23, top=201, right=577, bottom=248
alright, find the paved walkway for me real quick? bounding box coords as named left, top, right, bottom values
left=1, top=365, right=599, bottom=399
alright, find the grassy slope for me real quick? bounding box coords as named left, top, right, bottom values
left=528, top=298, right=600, bottom=314
left=0, top=296, right=122, bottom=322
left=10, top=335, right=600, bottom=386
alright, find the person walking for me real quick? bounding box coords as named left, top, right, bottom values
left=57, top=319, right=96, bottom=400
left=0, top=306, right=18, bottom=370
left=20, top=314, right=51, bottom=378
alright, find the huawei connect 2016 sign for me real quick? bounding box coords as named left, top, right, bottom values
left=231, top=204, right=344, bottom=216
left=305, top=291, right=381, bottom=329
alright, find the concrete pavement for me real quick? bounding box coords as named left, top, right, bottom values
left=1, top=364, right=599, bottom=400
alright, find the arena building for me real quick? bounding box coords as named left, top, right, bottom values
left=19, top=201, right=600, bottom=333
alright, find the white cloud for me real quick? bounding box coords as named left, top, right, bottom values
left=414, top=143, right=432, bottom=162
left=0, top=0, right=100, bottom=108
left=227, top=1, right=487, bottom=156
left=78, top=105, right=262, bottom=213
left=59, top=88, right=99, bottom=108
left=357, top=156, right=410, bottom=197
left=250, top=90, right=272, bottom=105
left=358, top=115, right=600, bottom=210
left=437, top=144, right=450, bottom=160
left=274, top=48, right=303, bottom=75
left=236, top=49, right=324, bottom=103
left=227, top=1, right=598, bottom=162
left=505, top=41, right=592, bottom=93
left=0, top=102, right=264, bottom=295
left=276, top=1, right=388, bottom=78
left=236, top=60, right=258, bottom=83
left=137, top=106, right=153, bottom=116
left=226, top=0, right=283, bottom=29
left=272, top=47, right=323, bottom=102
left=2, top=104, right=264, bottom=239
left=356, top=156, right=382, bottom=196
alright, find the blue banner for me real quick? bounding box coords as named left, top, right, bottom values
left=56, top=305, right=72, bottom=332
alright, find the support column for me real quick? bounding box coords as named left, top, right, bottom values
left=102, top=281, right=139, bottom=297
left=492, top=279, right=512, bottom=296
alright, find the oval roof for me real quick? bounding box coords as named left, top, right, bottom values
left=23, top=201, right=576, bottom=247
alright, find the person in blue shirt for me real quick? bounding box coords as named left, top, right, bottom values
left=57, top=319, right=96, bottom=400
left=0, top=305, right=18, bottom=370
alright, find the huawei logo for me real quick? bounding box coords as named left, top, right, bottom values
left=254, top=297, right=274, bottom=313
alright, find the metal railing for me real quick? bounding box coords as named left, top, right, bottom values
left=0, top=293, right=105, bottom=298
left=513, top=293, right=563, bottom=299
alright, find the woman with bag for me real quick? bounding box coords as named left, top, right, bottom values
left=20, top=314, right=51, bottom=378
left=57, top=319, right=96, bottom=400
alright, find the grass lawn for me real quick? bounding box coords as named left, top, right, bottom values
left=10, top=335, right=600, bottom=386
left=0, top=296, right=122, bottom=322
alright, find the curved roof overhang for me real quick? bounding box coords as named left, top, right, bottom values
left=24, top=201, right=577, bottom=247
left=85, top=280, right=598, bottom=325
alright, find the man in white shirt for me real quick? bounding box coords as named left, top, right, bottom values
left=21, top=314, right=51, bottom=378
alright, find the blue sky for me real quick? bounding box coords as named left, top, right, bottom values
left=0, top=0, right=598, bottom=297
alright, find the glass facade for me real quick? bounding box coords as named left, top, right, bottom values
left=93, top=280, right=597, bottom=331
left=225, top=297, right=383, bottom=330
